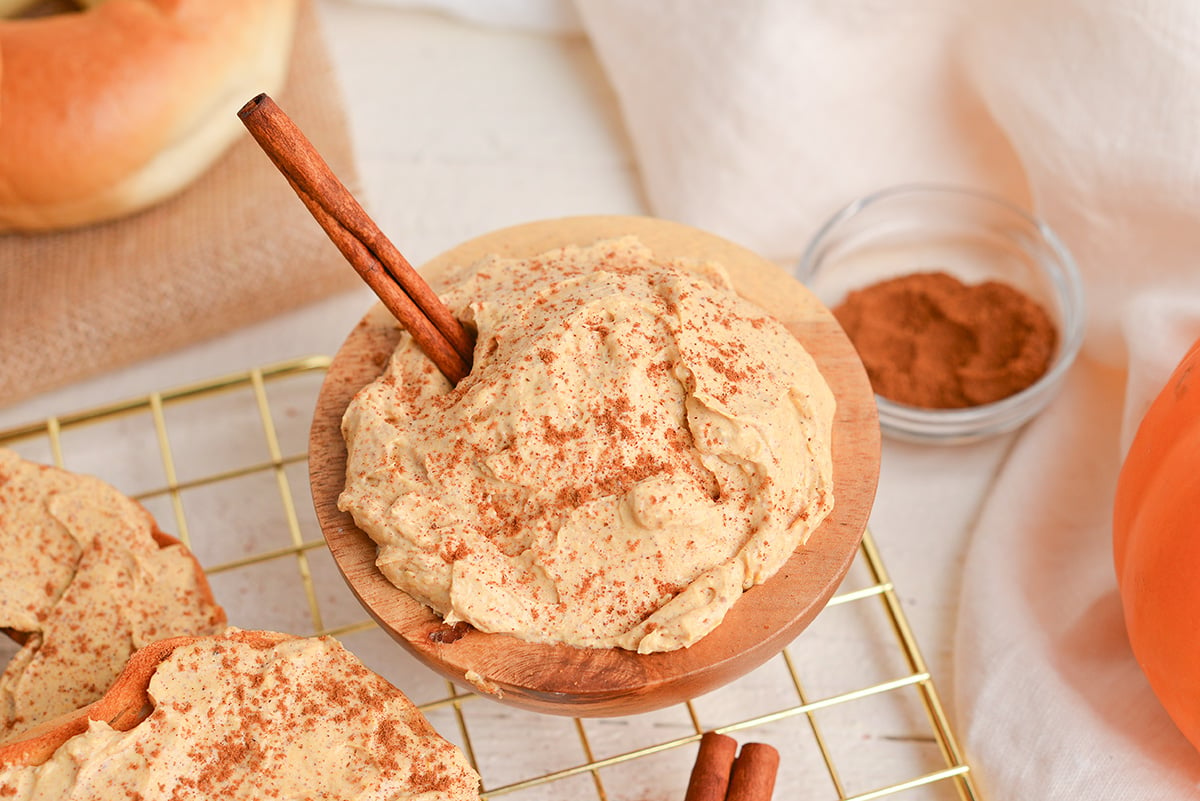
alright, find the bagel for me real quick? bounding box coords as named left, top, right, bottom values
left=0, top=0, right=298, bottom=231
left=0, top=630, right=483, bottom=800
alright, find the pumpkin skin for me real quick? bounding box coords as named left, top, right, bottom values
left=1113, top=336, right=1200, bottom=754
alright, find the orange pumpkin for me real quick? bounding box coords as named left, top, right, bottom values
left=1113, top=336, right=1200, bottom=754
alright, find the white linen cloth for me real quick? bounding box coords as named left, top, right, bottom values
left=359, top=0, right=1200, bottom=796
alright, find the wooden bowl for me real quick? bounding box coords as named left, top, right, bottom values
left=309, top=215, right=880, bottom=717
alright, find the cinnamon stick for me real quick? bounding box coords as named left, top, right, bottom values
left=684, top=732, right=738, bottom=801
left=237, top=93, right=473, bottom=384
left=725, top=742, right=780, bottom=801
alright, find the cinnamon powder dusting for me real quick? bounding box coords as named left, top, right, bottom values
left=339, top=236, right=837, bottom=654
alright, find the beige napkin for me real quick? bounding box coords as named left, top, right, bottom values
left=566, top=0, right=1200, bottom=797
left=0, top=0, right=361, bottom=406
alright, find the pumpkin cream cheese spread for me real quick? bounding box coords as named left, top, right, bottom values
left=0, top=449, right=225, bottom=741
left=339, top=237, right=836, bottom=653
left=0, top=630, right=482, bottom=799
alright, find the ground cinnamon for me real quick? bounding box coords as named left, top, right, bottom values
left=832, top=271, right=1057, bottom=409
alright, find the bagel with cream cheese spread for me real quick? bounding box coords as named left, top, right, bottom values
left=0, top=630, right=484, bottom=800
left=0, top=448, right=226, bottom=741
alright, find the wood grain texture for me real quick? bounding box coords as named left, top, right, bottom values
left=309, top=215, right=880, bottom=717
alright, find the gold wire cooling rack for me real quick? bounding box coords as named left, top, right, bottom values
left=0, top=356, right=982, bottom=801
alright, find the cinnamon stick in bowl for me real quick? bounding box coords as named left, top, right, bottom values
left=238, top=93, right=474, bottom=384
left=236, top=63, right=878, bottom=726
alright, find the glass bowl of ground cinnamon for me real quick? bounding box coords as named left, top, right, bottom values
left=797, top=183, right=1085, bottom=443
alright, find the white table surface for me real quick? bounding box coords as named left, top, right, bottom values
left=0, top=4, right=1015, bottom=797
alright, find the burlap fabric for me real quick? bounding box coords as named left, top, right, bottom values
left=0, top=0, right=361, bottom=405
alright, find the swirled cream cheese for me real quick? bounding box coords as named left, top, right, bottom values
left=0, top=449, right=226, bottom=741
left=339, top=236, right=835, bottom=653
left=0, top=630, right=482, bottom=800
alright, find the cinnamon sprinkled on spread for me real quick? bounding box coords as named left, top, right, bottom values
left=0, top=449, right=225, bottom=741
left=339, top=237, right=836, bottom=654
left=0, top=631, right=481, bottom=799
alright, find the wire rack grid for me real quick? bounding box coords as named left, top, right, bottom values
left=0, top=356, right=982, bottom=801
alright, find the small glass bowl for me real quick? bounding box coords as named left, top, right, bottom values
left=797, top=183, right=1085, bottom=444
